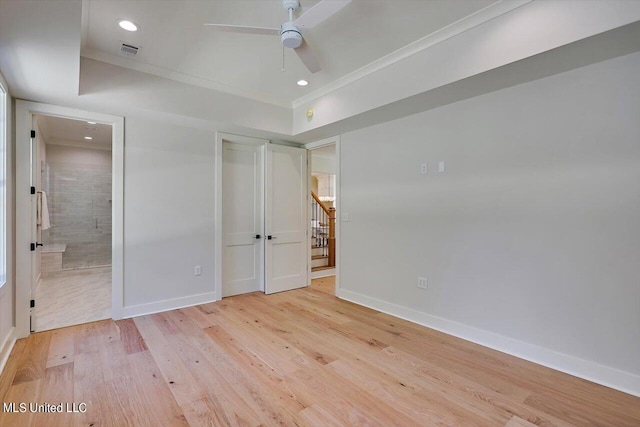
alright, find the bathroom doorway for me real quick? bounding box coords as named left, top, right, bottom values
left=31, top=114, right=113, bottom=332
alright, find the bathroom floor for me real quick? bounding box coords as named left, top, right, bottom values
left=33, top=266, right=111, bottom=332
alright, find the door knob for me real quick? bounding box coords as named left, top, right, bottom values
left=255, top=234, right=261, bottom=239
left=267, top=235, right=277, bottom=240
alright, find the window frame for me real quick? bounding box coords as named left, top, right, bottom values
left=0, top=78, right=7, bottom=288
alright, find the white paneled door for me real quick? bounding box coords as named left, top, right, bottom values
left=222, top=141, right=264, bottom=297
left=265, top=144, right=308, bottom=294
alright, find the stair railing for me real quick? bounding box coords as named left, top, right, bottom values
left=311, top=191, right=336, bottom=268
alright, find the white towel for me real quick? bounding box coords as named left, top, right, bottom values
left=37, top=191, right=51, bottom=230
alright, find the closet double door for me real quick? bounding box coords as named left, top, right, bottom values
left=222, top=140, right=308, bottom=297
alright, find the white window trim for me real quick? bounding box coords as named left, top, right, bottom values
left=0, top=75, right=7, bottom=288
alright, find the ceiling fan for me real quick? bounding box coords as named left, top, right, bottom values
left=204, top=0, right=351, bottom=73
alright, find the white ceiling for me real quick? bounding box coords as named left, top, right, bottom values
left=81, top=0, right=496, bottom=107
left=36, top=114, right=112, bottom=151
left=3, top=1, right=638, bottom=143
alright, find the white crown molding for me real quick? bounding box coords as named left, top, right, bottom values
left=292, top=0, right=532, bottom=109
left=80, top=48, right=293, bottom=109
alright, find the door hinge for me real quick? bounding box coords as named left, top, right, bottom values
left=30, top=299, right=35, bottom=308
left=30, top=186, right=36, bottom=195
left=30, top=130, right=35, bottom=138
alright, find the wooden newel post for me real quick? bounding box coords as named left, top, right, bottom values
left=328, top=207, right=336, bottom=267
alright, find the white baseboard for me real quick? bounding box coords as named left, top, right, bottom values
left=337, top=288, right=640, bottom=397
left=0, top=327, right=17, bottom=376
left=122, top=292, right=217, bottom=319
left=311, top=268, right=336, bottom=279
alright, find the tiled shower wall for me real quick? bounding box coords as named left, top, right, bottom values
left=45, top=161, right=112, bottom=268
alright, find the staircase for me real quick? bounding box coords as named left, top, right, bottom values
left=311, top=191, right=335, bottom=272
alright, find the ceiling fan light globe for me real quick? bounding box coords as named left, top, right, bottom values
left=281, top=22, right=302, bottom=48
left=282, top=31, right=302, bottom=48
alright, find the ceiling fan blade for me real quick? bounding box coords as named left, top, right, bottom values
left=294, top=39, right=321, bottom=73
left=203, top=24, right=280, bottom=36
left=294, top=0, right=351, bottom=29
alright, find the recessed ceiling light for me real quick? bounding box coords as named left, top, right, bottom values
left=84, top=136, right=93, bottom=140
left=118, top=20, right=138, bottom=32
left=87, top=121, right=97, bottom=125
left=297, top=80, right=309, bottom=87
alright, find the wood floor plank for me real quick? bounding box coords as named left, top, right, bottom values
left=45, top=325, right=78, bottom=369
left=524, top=390, right=640, bottom=427
left=115, top=351, right=190, bottom=427
left=163, top=309, right=306, bottom=426
left=72, top=348, right=106, bottom=427
left=378, top=346, right=576, bottom=427
left=12, top=331, right=52, bottom=385
left=505, top=415, right=539, bottom=427
left=32, top=362, right=74, bottom=427
left=0, top=378, right=43, bottom=427
left=133, top=315, right=208, bottom=407
left=116, top=318, right=148, bottom=355
left=0, top=277, right=638, bottom=426
left=180, top=306, right=217, bottom=329
left=297, top=404, right=345, bottom=427
left=336, top=314, right=534, bottom=400
left=327, top=357, right=497, bottom=426
left=0, top=338, right=27, bottom=402
left=212, top=303, right=311, bottom=375
left=159, top=318, right=265, bottom=425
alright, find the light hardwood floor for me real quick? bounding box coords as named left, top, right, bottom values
left=1, top=277, right=638, bottom=426
left=34, top=267, right=112, bottom=332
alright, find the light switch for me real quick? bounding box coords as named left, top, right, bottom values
left=438, top=161, right=445, bottom=173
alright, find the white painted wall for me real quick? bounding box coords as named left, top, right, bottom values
left=339, top=52, right=640, bottom=393
left=46, top=143, right=111, bottom=166
left=293, top=1, right=640, bottom=137
left=311, top=154, right=335, bottom=175
left=123, top=117, right=216, bottom=313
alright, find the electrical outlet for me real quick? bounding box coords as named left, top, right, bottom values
left=417, top=277, right=427, bottom=289
left=420, top=163, right=428, bottom=175
left=342, top=212, right=350, bottom=222
left=194, top=265, right=202, bottom=276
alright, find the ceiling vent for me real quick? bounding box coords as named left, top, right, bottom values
left=120, top=42, right=139, bottom=56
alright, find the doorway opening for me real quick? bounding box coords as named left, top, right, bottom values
left=15, top=100, right=124, bottom=338
left=307, top=139, right=338, bottom=296
left=31, top=114, right=113, bottom=331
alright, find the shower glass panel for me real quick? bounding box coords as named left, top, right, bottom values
left=45, top=161, right=112, bottom=269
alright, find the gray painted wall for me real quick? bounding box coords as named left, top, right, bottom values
left=340, top=52, right=640, bottom=378
left=123, top=118, right=216, bottom=307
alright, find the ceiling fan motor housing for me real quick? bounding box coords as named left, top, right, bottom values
left=282, top=0, right=299, bottom=12
left=281, top=21, right=302, bottom=48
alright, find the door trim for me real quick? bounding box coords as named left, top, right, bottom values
left=214, top=132, right=269, bottom=300
left=15, top=100, right=125, bottom=338
left=304, top=136, right=341, bottom=296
